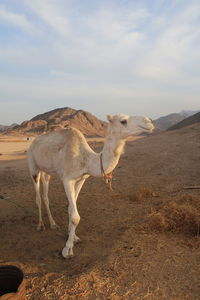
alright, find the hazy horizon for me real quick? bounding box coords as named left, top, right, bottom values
left=0, top=0, right=200, bottom=125
left=1, top=106, right=199, bottom=127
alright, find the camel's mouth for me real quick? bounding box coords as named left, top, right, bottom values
left=139, top=125, right=148, bottom=130
left=139, top=124, right=154, bottom=131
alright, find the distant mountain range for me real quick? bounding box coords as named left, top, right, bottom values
left=0, top=123, right=18, bottom=132
left=179, top=110, right=199, bottom=118
left=168, top=111, right=200, bottom=131
left=1, top=108, right=200, bottom=136
left=2, top=107, right=106, bottom=137
left=153, top=110, right=199, bottom=131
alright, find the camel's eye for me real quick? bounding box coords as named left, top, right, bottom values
left=120, top=119, right=127, bottom=125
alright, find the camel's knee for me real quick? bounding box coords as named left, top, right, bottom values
left=71, top=213, right=80, bottom=226
left=43, top=195, right=49, bottom=205
left=36, top=195, right=41, bottom=206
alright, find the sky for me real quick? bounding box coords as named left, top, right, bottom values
left=0, top=0, right=200, bottom=125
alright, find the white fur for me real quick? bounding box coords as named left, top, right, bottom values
left=27, top=114, right=154, bottom=258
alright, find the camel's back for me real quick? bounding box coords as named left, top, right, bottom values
left=29, top=127, right=89, bottom=154
left=28, top=127, right=92, bottom=174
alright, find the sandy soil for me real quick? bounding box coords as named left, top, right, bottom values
left=0, top=126, right=200, bottom=299
left=0, top=136, right=32, bottom=161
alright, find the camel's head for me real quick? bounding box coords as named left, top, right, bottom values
left=107, top=114, right=154, bottom=138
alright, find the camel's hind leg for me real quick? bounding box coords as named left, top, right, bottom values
left=31, top=172, right=45, bottom=231
left=41, top=172, right=58, bottom=229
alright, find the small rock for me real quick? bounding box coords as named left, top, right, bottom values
left=152, top=192, right=159, bottom=197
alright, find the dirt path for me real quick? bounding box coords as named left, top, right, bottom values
left=0, top=136, right=32, bottom=161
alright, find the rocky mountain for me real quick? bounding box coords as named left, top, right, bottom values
left=0, top=123, right=18, bottom=132
left=168, top=111, right=200, bottom=130
left=153, top=113, right=186, bottom=131
left=179, top=110, right=199, bottom=118
left=0, top=125, right=6, bottom=131
left=153, top=110, right=199, bottom=131
left=5, top=107, right=107, bottom=137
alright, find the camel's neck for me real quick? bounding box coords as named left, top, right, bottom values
left=88, top=135, right=125, bottom=177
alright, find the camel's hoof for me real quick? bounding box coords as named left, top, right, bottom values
left=37, top=223, right=45, bottom=231
left=50, top=223, right=59, bottom=230
left=62, top=246, right=73, bottom=259
left=74, top=235, right=81, bottom=243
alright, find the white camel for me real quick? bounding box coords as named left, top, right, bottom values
left=27, top=114, right=154, bottom=258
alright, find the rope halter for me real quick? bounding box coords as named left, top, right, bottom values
left=100, top=153, right=113, bottom=191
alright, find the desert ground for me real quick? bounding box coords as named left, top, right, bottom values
left=0, top=125, right=200, bottom=299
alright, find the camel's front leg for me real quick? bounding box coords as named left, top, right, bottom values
left=69, top=177, right=86, bottom=243
left=62, top=179, right=80, bottom=258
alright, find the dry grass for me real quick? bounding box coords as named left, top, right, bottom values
left=130, top=186, right=154, bottom=202
left=149, top=194, right=200, bottom=235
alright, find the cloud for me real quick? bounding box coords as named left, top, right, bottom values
left=1, top=0, right=200, bottom=82
left=135, top=2, right=200, bottom=83
left=22, top=0, right=69, bottom=37
left=0, top=0, right=200, bottom=124
left=85, top=7, right=149, bottom=41
left=39, top=7, right=147, bottom=79
left=50, top=70, right=69, bottom=77
left=0, top=5, right=37, bottom=34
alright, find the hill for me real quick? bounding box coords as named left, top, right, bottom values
left=153, top=110, right=199, bottom=131
left=180, top=109, right=199, bottom=117
left=168, top=111, right=200, bottom=130
left=153, top=113, right=185, bottom=131
left=4, top=107, right=107, bottom=137
left=0, top=123, right=18, bottom=132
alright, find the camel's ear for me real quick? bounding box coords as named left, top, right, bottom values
left=107, top=115, right=113, bottom=123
